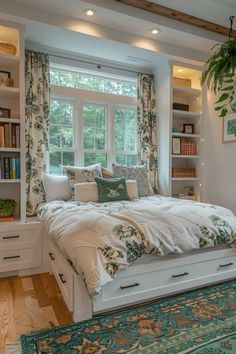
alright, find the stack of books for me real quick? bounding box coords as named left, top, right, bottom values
left=0, top=123, right=20, bottom=148
left=181, top=141, right=197, bottom=155
left=0, top=157, right=20, bottom=179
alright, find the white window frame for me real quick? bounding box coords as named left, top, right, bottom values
left=50, top=79, right=137, bottom=170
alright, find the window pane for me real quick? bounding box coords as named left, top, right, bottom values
left=84, top=152, right=107, bottom=167
left=62, top=151, right=75, bottom=166
left=61, top=127, right=73, bottom=148
left=61, top=102, right=73, bottom=125
left=49, top=152, right=61, bottom=174
left=50, top=99, right=61, bottom=124
left=49, top=126, right=61, bottom=148
left=83, top=104, right=106, bottom=150
left=50, top=68, right=136, bottom=97
left=116, top=154, right=137, bottom=166
left=114, top=107, right=136, bottom=152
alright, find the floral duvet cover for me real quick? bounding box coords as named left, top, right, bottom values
left=37, top=196, right=236, bottom=295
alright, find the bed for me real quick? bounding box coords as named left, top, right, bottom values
left=38, top=195, right=236, bottom=322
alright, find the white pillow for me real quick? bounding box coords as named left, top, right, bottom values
left=42, top=174, right=71, bottom=202
left=74, top=180, right=138, bottom=203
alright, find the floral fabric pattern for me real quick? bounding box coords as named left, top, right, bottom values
left=25, top=50, right=50, bottom=216
left=137, top=73, right=158, bottom=192
left=112, top=163, right=152, bottom=197
left=63, top=163, right=102, bottom=198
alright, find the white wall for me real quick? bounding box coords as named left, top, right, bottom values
left=203, top=91, right=236, bottom=214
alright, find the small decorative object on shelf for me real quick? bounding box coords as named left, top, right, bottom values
left=172, top=167, right=196, bottom=178
left=172, top=127, right=179, bottom=133
left=183, top=123, right=194, bottom=134
left=0, top=70, right=10, bottom=86
left=173, top=77, right=191, bottom=88
left=184, top=185, right=195, bottom=196
left=0, top=107, right=10, bottom=118
left=0, top=41, right=17, bottom=55
left=181, top=141, right=197, bottom=155
left=0, top=198, right=17, bottom=221
left=173, top=103, right=189, bottom=111
left=172, top=137, right=181, bottom=154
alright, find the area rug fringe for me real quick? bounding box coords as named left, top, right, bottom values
left=4, top=342, right=21, bottom=354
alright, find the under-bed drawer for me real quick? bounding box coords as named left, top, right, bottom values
left=49, top=244, right=73, bottom=312
left=94, top=253, right=236, bottom=312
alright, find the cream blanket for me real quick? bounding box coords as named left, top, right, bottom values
left=37, top=196, right=236, bottom=295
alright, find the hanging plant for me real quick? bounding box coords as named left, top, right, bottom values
left=201, top=16, right=236, bottom=117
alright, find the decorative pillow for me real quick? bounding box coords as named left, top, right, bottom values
left=74, top=180, right=138, bottom=203
left=63, top=163, right=102, bottom=196
left=94, top=177, right=129, bottom=203
left=112, top=163, right=152, bottom=197
left=41, top=174, right=71, bottom=202
left=101, top=167, right=113, bottom=179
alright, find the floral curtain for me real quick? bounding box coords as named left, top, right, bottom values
left=25, top=50, right=50, bottom=216
left=137, top=73, right=158, bottom=192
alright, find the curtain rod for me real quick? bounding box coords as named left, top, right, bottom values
left=49, top=53, right=152, bottom=76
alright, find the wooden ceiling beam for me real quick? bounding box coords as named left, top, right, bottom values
left=114, top=0, right=236, bottom=37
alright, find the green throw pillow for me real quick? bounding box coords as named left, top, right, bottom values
left=95, top=177, right=129, bottom=203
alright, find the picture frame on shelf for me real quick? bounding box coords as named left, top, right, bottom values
left=0, top=70, right=10, bottom=87
left=183, top=123, right=194, bottom=134
left=172, top=137, right=181, bottom=155
left=222, top=113, right=236, bottom=143
left=0, top=107, right=10, bottom=118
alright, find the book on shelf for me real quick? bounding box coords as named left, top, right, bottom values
left=0, top=157, right=20, bottom=179
left=0, top=123, right=20, bottom=148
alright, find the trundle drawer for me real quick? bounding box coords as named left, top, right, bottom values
left=94, top=253, right=236, bottom=312
left=0, top=247, right=41, bottom=272
left=49, top=246, right=73, bottom=312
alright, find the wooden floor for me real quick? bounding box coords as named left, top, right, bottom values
left=0, top=273, right=73, bottom=354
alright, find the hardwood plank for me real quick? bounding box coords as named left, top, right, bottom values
left=0, top=273, right=73, bottom=353
left=31, top=274, right=50, bottom=307
left=114, top=0, right=236, bottom=37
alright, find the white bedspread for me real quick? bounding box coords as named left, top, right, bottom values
left=37, top=196, right=236, bottom=295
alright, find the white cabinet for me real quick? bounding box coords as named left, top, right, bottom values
left=0, top=222, right=42, bottom=273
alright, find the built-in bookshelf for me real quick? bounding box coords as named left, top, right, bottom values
left=171, top=64, right=203, bottom=201
left=0, top=20, right=25, bottom=221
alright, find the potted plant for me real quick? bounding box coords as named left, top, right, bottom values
left=201, top=16, right=236, bottom=117
left=0, top=199, right=17, bottom=217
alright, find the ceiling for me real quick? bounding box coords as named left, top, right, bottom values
left=1, top=0, right=236, bottom=70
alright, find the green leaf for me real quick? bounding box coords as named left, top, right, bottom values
left=214, top=105, right=224, bottom=111
left=216, top=93, right=229, bottom=103
left=219, top=107, right=228, bottom=117
left=223, top=79, right=234, bottom=83
left=221, top=86, right=234, bottom=91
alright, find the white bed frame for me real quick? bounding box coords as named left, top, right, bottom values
left=49, top=239, right=236, bottom=322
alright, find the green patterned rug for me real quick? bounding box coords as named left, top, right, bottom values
left=21, top=280, right=236, bottom=353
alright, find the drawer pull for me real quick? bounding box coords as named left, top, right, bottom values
left=3, top=255, right=20, bottom=260
left=172, top=272, right=189, bottom=278
left=3, top=235, right=20, bottom=240
left=120, top=282, right=140, bottom=290
left=219, top=262, right=234, bottom=268
left=49, top=252, right=55, bottom=260
left=59, top=273, right=66, bottom=284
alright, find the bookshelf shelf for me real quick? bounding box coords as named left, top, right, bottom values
left=173, top=86, right=201, bottom=97
left=0, top=148, right=20, bottom=152
left=172, top=110, right=201, bottom=119
left=0, top=118, right=20, bottom=124
left=172, top=133, right=200, bottom=138
left=172, top=177, right=200, bottom=181
left=0, top=86, right=20, bottom=98
left=172, top=154, right=200, bottom=159
left=0, top=179, right=20, bottom=183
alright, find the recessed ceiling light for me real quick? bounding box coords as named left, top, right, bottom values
left=177, top=69, right=184, bottom=73
left=150, top=28, right=160, bottom=35
left=83, top=9, right=96, bottom=16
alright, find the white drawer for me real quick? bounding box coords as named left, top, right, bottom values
left=0, top=225, right=41, bottom=251
left=49, top=245, right=73, bottom=312
left=94, top=253, right=236, bottom=312
left=0, top=246, right=41, bottom=272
